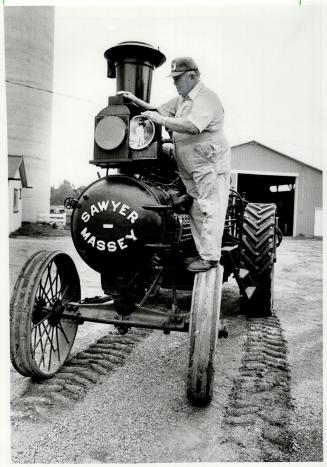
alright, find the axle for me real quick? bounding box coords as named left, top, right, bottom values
left=63, top=299, right=190, bottom=332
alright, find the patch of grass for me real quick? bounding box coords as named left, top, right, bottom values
left=10, top=222, right=71, bottom=238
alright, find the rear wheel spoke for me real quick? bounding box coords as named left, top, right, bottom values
left=45, top=265, right=55, bottom=301
left=55, top=272, right=59, bottom=297
left=31, top=314, right=49, bottom=330
left=32, top=322, right=48, bottom=356
left=48, top=327, right=55, bottom=371
left=61, top=295, right=75, bottom=308
left=47, top=264, right=59, bottom=301
left=43, top=261, right=53, bottom=299
left=56, top=326, right=61, bottom=362
left=38, top=282, right=52, bottom=305
left=38, top=325, right=47, bottom=367
left=56, top=283, right=69, bottom=301
left=58, top=321, right=70, bottom=344
left=41, top=321, right=56, bottom=354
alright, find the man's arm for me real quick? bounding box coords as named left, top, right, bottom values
left=117, top=91, right=157, bottom=110
left=118, top=91, right=199, bottom=135
left=142, top=110, right=199, bottom=135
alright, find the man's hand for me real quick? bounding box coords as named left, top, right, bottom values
left=117, top=91, right=156, bottom=111
left=141, top=110, right=164, bottom=125
left=117, top=90, right=138, bottom=104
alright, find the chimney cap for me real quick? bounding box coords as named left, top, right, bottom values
left=104, top=41, right=166, bottom=78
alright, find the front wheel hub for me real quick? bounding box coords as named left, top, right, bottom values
left=48, top=299, right=64, bottom=326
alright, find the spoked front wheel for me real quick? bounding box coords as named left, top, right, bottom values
left=10, top=250, right=81, bottom=379
left=186, top=265, right=223, bottom=406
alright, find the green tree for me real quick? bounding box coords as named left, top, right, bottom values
left=50, top=180, right=75, bottom=205
left=50, top=180, right=87, bottom=205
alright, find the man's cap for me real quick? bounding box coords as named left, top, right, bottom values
left=167, top=57, right=199, bottom=77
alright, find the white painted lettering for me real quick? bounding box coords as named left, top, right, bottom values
left=119, top=204, right=129, bottom=216
left=107, top=241, right=117, bottom=252
left=90, top=204, right=100, bottom=216
left=81, top=227, right=91, bottom=240
left=125, top=229, right=137, bottom=242
left=127, top=210, right=139, bottom=224
left=117, top=238, right=128, bottom=250
left=97, top=200, right=109, bottom=211
left=81, top=212, right=90, bottom=223
left=87, top=236, right=96, bottom=247
left=112, top=200, right=121, bottom=212
left=96, top=240, right=105, bottom=251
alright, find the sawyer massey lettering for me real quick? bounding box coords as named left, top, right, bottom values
left=79, top=199, right=139, bottom=252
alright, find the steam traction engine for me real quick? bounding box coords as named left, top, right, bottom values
left=10, top=42, right=282, bottom=406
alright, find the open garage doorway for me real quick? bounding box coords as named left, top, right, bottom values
left=236, top=174, right=296, bottom=236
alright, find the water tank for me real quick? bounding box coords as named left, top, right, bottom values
left=5, top=6, right=55, bottom=223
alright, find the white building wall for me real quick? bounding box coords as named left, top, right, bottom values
left=8, top=179, right=23, bottom=233
left=314, top=208, right=322, bottom=237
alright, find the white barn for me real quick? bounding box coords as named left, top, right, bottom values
left=231, top=141, right=322, bottom=237
left=8, top=155, right=29, bottom=233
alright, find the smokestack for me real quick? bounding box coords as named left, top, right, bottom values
left=104, top=41, right=166, bottom=103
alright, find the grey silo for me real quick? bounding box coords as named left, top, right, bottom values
left=5, top=6, right=55, bottom=223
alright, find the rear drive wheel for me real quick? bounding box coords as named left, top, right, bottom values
left=240, top=203, right=277, bottom=317
left=186, top=265, right=223, bottom=406
left=10, top=250, right=81, bottom=379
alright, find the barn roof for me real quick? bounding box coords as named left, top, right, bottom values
left=232, top=140, right=322, bottom=173
left=8, top=155, right=28, bottom=187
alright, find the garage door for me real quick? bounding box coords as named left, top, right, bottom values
left=237, top=174, right=296, bottom=236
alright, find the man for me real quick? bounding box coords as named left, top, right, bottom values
left=118, top=57, right=231, bottom=273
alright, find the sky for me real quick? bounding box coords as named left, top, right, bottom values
left=49, top=1, right=323, bottom=187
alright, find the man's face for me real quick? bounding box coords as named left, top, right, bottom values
left=173, top=72, right=196, bottom=97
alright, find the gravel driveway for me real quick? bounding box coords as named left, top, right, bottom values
left=6, top=235, right=323, bottom=463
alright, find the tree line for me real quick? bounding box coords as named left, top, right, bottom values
left=50, top=180, right=86, bottom=205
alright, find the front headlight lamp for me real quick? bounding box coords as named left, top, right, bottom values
left=129, top=115, right=155, bottom=150
left=95, top=116, right=126, bottom=150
